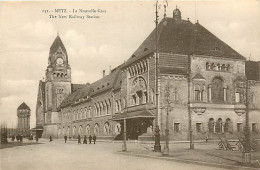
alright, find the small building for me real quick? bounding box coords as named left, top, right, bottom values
left=17, top=102, right=31, bottom=137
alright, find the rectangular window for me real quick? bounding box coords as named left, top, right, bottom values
left=252, top=123, right=258, bottom=133
left=195, top=90, right=200, bottom=101
left=174, top=123, right=180, bottom=132
left=235, top=92, right=241, bottom=103
left=237, top=123, right=242, bottom=132
left=196, top=123, right=202, bottom=132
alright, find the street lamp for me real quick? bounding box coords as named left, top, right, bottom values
left=154, top=0, right=161, bottom=152
left=187, top=55, right=194, bottom=149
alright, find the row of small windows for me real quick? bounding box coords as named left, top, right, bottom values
left=128, top=60, right=148, bottom=77
left=62, top=107, right=92, bottom=122
left=58, top=122, right=122, bottom=137
left=206, top=62, right=230, bottom=72
left=131, top=91, right=148, bottom=105
left=115, top=98, right=126, bottom=113
left=94, top=99, right=112, bottom=117
left=193, top=77, right=243, bottom=103
left=173, top=119, right=258, bottom=134
left=53, top=72, right=68, bottom=78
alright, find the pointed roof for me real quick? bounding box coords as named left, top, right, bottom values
left=125, top=16, right=245, bottom=66
left=18, top=102, right=30, bottom=110
left=49, top=35, right=67, bottom=57
left=192, top=73, right=205, bottom=80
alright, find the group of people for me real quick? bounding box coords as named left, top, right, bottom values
left=62, top=134, right=97, bottom=144
left=11, top=134, right=23, bottom=142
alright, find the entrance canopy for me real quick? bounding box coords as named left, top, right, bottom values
left=112, top=110, right=155, bottom=121
left=30, top=126, right=44, bottom=131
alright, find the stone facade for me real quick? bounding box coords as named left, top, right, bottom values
left=17, top=102, right=31, bottom=136
left=36, top=7, right=260, bottom=140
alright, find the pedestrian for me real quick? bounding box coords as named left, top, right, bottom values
left=205, top=134, right=208, bottom=143
left=93, top=134, right=96, bottom=144
left=83, top=135, right=87, bottom=144
left=64, top=135, right=67, bottom=143
left=20, top=135, right=23, bottom=142
left=35, top=135, right=38, bottom=142
left=89, top=135, right=92, bottom=144
left=11, top=135, right=15, bottom=142
left=78, top=135, right=81, bottom=144
left=49, top=136, right=53, bottom=142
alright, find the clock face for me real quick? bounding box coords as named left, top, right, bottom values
left=56, top=58, right=64, bottom=65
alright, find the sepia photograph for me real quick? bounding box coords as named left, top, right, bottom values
left=0, top=0, right=260, bottom=169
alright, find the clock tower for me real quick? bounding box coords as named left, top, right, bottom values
left=44, top=34, right=71, bottom=137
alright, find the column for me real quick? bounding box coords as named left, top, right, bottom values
left=208, top=85, right=212, bottom=102
left=213, top=122, right=216, bottom=133
left=224, top=87, right=227, bottom=102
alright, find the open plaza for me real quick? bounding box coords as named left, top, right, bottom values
left=1, top=138, right=260, bottom=170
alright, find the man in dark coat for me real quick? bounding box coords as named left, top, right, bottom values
left=93, top=134, right=96, bottom=144
left=49, top=136, right=53, bottom=142
left=11, top=135, right=15, bottom=142
left=89, top=135, right=92, bottom=144
left=83, top=135, right=87, bottom=144
left=36, top=135, right=39, bottom=142
left=64, top=135, right=67, bottom=143
left=78, top=135, right=81, bottom=144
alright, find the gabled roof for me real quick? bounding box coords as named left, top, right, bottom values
left=71, top=83, right=86, bottom=93
left=125, top=17, right=245, bottom=67
left=60, top=65, right=123, bottom=109
left=18, top=102, right=30, bottom=110
left=89, top=65, right=122, bottom=96
left=192, top=73, right=205, bottom=80
left=49, top=35, right=67, bottom=57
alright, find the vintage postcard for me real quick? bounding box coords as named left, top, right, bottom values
left=0, top=0, right=260, bottom=170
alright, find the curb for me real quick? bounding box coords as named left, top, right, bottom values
left=117, top=151, right=259, bottom=170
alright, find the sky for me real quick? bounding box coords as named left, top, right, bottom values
left=0, top=0, right=260, bottom=128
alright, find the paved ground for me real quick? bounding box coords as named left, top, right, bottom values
left=0, top=138, right=226, bottom=170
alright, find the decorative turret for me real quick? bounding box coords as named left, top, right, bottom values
left=45, top=34, right=71, bottom=82
left=173, top=6, right=181, bottom=22
left=17, top=102, right=31, bottom=136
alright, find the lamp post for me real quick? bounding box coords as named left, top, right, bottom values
left=243, top=79, right=251, bottom=165
left=188, top=55, right=194, bottom=149
left=154, top=0, right=161, bottom=152
left=122, top=118, right=127, bottom=151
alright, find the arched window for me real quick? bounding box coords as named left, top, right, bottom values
left=115, top=123, right=121, bottom=135
left=94, top=123, right=100, bottom=135
left=58, top=127, right=61, bottom=135
left=208, top=118, right=214, bottom=133
left=103, top=122, right=110, bottom=135
left=206, top=62, right=210, bottom=70
left=84, top=107, right=87, bottom=119
left=88, top=106, right=92, bottom=118
left=79, top=125, right=82, bottom=135
left=224, top=118, right=232, bottom=133
left=73, top=126, right=76, bottom=136
left=67, top=126, right=71, bottom=136
left=211, top=77, right=224, bottom=103
left=216, top=118, right=223, bottom=133
left=86, top=125, right=90, bottom=135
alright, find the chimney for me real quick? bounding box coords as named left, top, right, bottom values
left=109, top=65, right=111, bottom=74
left=103, top=70, right=105, bottom=77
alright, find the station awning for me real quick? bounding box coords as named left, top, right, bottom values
left=112, top=110, right=155, bottom=121
left=30, top=126, right=44, bottom=131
